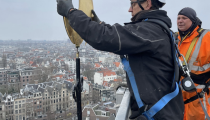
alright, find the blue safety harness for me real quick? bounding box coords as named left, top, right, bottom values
left=121, top=19, right=181, bottom=120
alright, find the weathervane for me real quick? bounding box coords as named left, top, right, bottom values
left=62, top=0, right=94, bottom=120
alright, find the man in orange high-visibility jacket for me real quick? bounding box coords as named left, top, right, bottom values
left=177, top=7, right=210, bottom=120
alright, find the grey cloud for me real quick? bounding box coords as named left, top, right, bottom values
left=0, top=0, right=209, bottom=40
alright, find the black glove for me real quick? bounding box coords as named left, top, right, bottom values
left=91, top=10, right=101, bottom=23
left=57, top=0, right=74, bottom=17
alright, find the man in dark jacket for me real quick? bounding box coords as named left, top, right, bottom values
left=57, top=0, right=184, bottom=119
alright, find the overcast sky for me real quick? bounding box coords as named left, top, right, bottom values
left=0, top=0, right=209, bottom=40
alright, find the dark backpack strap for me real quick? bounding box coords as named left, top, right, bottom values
left=184, top=92, right=203, bottom=104
left=145, top=19, right=179, bottom=91
left=197, top=28, right=205, bottom=37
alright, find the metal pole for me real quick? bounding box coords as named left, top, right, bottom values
left=76, top=47, right=82, bottom=120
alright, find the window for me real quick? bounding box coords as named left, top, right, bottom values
left=15, top=105, right=18, bottom=109
left=19, top=104, right=21, bottom=108
left=19, top=110, right=21, bottom=113
left=101, top=111, right=106, bottom=116
left=15, top=110, right=18, bottom=114
left=16, top=116, right=18, bottom=120
left=87, top=111, right=90, bottom=115
left=19, top=101, right=21, bottom=103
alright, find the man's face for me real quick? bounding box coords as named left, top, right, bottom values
left=128, top=0, right=143, bottom=17
left=177, top=15, right=193, bottom=32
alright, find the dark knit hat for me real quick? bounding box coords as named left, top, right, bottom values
left=178, top=7, right=197, bottom=23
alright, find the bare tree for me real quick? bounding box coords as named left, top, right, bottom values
left=84, top=64, right=92, bottom=71
left=82, top=70, right=95, bottom=82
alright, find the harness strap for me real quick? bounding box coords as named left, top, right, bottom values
left=183, top=37, right=198, bottom=65
left=184, top=80, right=210, bottom=104
left=184, top=91, right=204, bottom=104
left=121, top=57, right=179, bottom=120
left=196, top=91, right=210, bottom=120
left=183, top=28, right=204, bottom=65
left=121, top=19, right=181, bottom=119
left=143, top=83, right=179, bottom=119
left=137, top=0, right=145, bottom=10
left=121, top=57, right=144, bottom=108
left=145, top=19, right=180, bottom=90
left=188, top=29, right=210, bottom=71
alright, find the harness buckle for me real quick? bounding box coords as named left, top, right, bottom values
left=144, top=105, right=149, bottom=112
left=199, top=91, right=205, bottom=98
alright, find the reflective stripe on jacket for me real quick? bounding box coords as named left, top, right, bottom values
left=178, top=26, right=210, bottom=75
left=178, top=26, right=210, bottom=120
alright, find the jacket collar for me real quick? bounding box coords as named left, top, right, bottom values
left=178, top=26, right=200, bottom=44
left=129, top=10, right=172, bottom=28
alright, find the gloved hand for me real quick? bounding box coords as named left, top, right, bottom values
left=91, top=10, right=101, bottom=23
left=57, top=0, right=74, bottom=17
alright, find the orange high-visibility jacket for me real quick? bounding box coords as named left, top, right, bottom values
left=178, top=26, right=210, bottom=120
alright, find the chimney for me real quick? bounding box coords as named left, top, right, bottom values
left=34, top=80, right=38, bottom=85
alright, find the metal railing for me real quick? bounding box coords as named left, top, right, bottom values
left=115, top=89, right=130, bottom=120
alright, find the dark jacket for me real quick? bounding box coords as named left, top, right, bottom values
left=67, top=9, right=184, bottom=120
